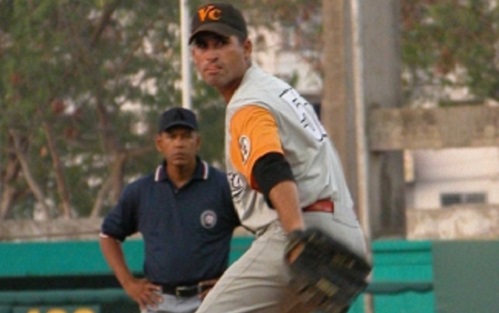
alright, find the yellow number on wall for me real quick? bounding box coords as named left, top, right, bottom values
left=46, top=309, right=67, bottom=313
left=74, top=309, right=95, bottom=313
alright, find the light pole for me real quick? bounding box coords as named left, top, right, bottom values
left=179, top=0, right=192, bottom=109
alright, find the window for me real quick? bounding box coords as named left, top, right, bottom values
left=440, top=193, right=487, bottom=207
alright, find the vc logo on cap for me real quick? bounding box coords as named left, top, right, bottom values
left=197, top=5, right=222, bottom=22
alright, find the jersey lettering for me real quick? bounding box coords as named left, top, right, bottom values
left=227, top=172, right=244, bottom=199
left=279, top=87, right=327, bottom=141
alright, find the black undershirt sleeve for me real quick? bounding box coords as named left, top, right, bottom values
left=252, top=152, right=295, bottom=208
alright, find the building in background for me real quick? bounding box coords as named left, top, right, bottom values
left=405, top=147, right=499, bottom=209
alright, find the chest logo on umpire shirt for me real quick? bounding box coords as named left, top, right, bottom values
left=200, top=210, right=217, bottom=229
left=238, top=135, right=251, bottom=164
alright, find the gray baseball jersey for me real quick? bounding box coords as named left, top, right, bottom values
left=225, top=63, right=356, bottom=232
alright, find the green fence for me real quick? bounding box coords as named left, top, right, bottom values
left=369, top=240, right=434, bottom=313
left=0, top=237, right=254, bottom=313
left=0, top=238, right=433, bottom=313
left=5, top=238, right=496, bottom=313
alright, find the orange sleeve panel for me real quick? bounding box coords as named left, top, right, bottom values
left=229, top=105, right=284, bottom=189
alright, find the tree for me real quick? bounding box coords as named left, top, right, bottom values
left=401, top=0, right=499, bottom=107
left=0, top=0, right=206, bottom=219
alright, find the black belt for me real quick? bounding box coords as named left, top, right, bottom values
left=159, top=282, right=213, bottom=298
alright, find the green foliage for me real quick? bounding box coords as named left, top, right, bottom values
left=0, top=0, right=219, bottom=218
left=401, top=0, right=499, bottom=105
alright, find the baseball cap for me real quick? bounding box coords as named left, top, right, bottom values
left=158, top=107, right=198, bottom=132
left=189, top=2, right=248, bottom=43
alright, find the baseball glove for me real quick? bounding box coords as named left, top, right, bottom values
left=285, top=228, right=372, bottom=313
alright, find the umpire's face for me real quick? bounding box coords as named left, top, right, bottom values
left=156, top=127, right=200, bottom=168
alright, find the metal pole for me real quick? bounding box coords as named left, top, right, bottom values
left=351, top=0, right=371, bottom=247
left=180, top=0, right=192, bottom=109
left=351, top=0, right=374, bottom=312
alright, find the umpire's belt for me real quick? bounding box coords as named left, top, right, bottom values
left=160, top=282, right=211, bottom=297
left=303, top=199, right=334, bottom=213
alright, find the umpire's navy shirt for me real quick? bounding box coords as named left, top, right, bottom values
left=101, top=158, right=240, bottom=285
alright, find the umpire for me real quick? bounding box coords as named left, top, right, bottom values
left=100, top=107, right=240, bottom=313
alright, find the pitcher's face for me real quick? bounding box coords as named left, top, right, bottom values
left=191, top=33, right=251, bottom=96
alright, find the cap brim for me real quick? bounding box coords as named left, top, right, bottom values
left=189, top=23, right=243, bottom=43
left=163, top=122, right=197, bottom=131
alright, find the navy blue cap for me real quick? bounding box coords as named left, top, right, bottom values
left=158, top=107, right=198, bottom=132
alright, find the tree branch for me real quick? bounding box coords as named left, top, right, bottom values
left=8, top=129, right=51, bottom=218
left=41, top=120, right=73, bottom=218
left=90, top=0, right=123, bottom=48
left=0, top=137, right=22, bottom=219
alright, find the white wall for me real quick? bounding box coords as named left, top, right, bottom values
left=408, top=148, right=499, bottom=209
